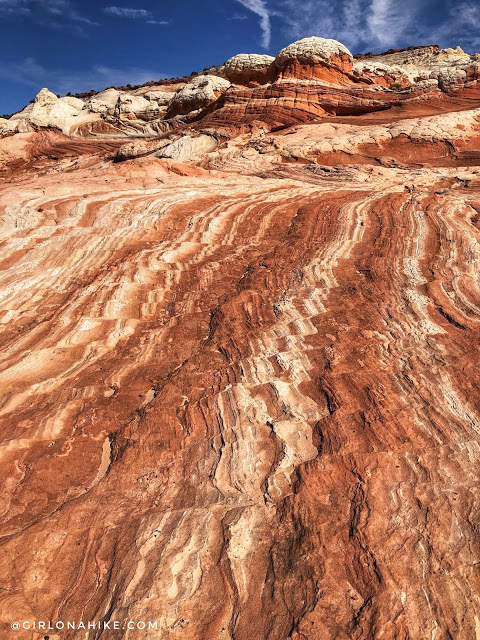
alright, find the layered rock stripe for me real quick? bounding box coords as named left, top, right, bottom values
left=1, top=36, right=480, bottom=639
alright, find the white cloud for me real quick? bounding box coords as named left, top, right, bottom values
left=430, top=1, right=480, bottom=48
left=271, top=0, right=480, bottom=54
left=0, top=0, right=98, bottom=29
left=104, top=6, right=152, bottom=19
left=366, top=0, right=415, bottom=47
left=104, top=6, right=169, bottom=25
left=0, top=57, right=168, bottom=96
left=272, top=0, right=435, bottom=52
left=0, top=0, right=32, bottom=16
left=235, top=0, right=272, bottom=49
left=229, top=13, right=249, bottom=21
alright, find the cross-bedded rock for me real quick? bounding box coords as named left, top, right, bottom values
left=1, top=35, right=480, bottom=640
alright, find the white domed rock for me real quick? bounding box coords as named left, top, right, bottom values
left=275, top=37, right=353, bottom=69
left=87, top=89, right=121, bottom=114
left=223, top=54, right=275, bottom=85
left=117, top=94, right=150, bottom=114
left=167, top=75, right=231, bottom=117
left=144, top=90, right=176, bottom=106
left=5, top=88, right=93, bottom=135
left=61, top=96, right=85, bottom=110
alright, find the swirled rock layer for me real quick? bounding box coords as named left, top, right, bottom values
left=1, top=37, right=480, bottom=640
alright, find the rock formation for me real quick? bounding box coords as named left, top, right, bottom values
left=166, top=75, right=231, bottom=117
left=4, top=39, right=480, bottom=137
left=222, top=53, right=276, bottom=86
left=5, top=88, right=94, bottom=135
left=1, top=35, right=480, bottom=640
left=275, top=36, right=354, bottom=81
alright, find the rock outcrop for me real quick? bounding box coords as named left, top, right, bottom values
left=155, top=133, right=218, bottom=161
left=222, top=53, right=276, bottom=86
left=2, top=35, right=480, bottom=640
left=357, top=44, right=480, bottom=92
left=87, top=88, right=121, bottom=114
left=352, top=60, right=413, bottom=88
left=275, top=36, right=354, bottom=81
left=5, top=88, right=95, bottom=135
left=3, top=38, right=480, bottom=138
left=166, top=75, right=231, bottom=117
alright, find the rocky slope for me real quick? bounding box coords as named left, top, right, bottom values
left=1, top=36, right=480, bottom=639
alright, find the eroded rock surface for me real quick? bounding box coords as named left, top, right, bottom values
left=1, top=36, right=480, bottom=640
left=275, top=36, right=354, bottom=81
left=166, top=75, right=231, bottom=117
left=222, top=53, right=276, bottom=86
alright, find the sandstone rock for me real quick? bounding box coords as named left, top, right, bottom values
left=87, top=88, right=121, bottom=114
left=61, top=95, right=86, bottom=110
left=197, top=74, right=444, bottom=130
left=434, top=67, right=468, bottom=90
left=114, top=137, right=170, bottom=161
left=144, top=90, right=176, bottom=106
left=3, top=103, right=480, bottom=638
left=275, top=36, right=353, bottom=82
left=0, top=117, right=11, bottom=134
left=357, top=44, right=479, bottom=94
left=3, top=37, right=480, bottom=640
left=276, top=36, right=353, bottom=67
left=35, top=87, right=59, bottom=105
left=167, top=75, right=231, bottom=117
left=3, top=39, right=479, bottom=142
left=156, top=133, right=218, bottom=161
left=6, top=88, right=95, bottom=135
left=352, top=60, right=413, bottom=88
left=439, top=46, right=469, bottom=60
left=223, top=53, right=275, bottom=86
left=116, top=93, right=153, bottom=119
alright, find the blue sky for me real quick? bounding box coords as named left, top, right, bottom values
left=1, top=0, right=479, bottom=114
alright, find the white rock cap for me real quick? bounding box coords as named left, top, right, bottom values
left=275, top=37, right=353, bottom=68
left=35, top=88, right=58, bottom=104
left=171, top=75, right=230, bottom=105
left=224, top=54, right=275, bottom=75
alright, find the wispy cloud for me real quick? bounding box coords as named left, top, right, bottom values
left=0, top=0, right=98, bottom=32
left=429, top=1, right=480, bottom=48
left=366, top=0, right=419, bottom=47
left=0, top=57, right=168, bottom=96
left=0, top=0, right=32, bottom=16
left=235, top=0, right=271, bottom=49
left=272, top=0, right=480, bottom=53
left=104, top=6, right=168, bottom=23
left=275, top=0, right=423, bottom=51
left=228, top=12, right=249, bottom=21
left=104, top=6, right=151, bottom=19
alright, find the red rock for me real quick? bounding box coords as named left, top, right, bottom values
left=2, top=37, right=480, bottom=640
